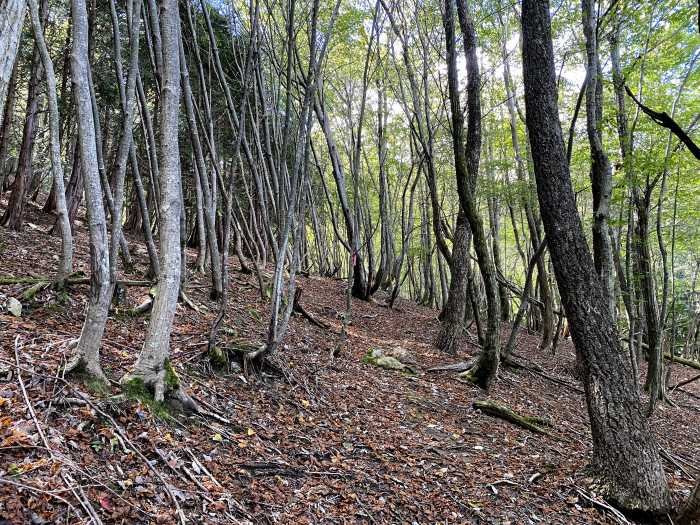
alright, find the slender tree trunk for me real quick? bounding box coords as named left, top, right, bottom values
left=443, top=0, right=501, bottom=388
left=2, top=12, right=45, bottom=230
left=123, top=0, right=190, bottom=405
left=520, top=0, right=671, bottom=514
left=27, top=0, right=73, bottom=283
left=0, top=61, right=19, bottom=192
left=582, top=0, right=615, bottom=316
left=65, top=0, right=111, bottom=384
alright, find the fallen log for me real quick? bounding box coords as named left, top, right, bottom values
left=664, top=353, right=700, bottom=371
left=472, top=400, right=551, bottom=434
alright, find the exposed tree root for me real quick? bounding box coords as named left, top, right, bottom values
left=473, top=399, right=551, bottom=434
left=121, top=360, right=200, bottom=414
left=207, top=339, right=284, bottom=378
left=63, top=340, right=110, bottom=390
left=179, top=289, right=206, bottom=313
left=503, top=354, right=584, bottom=394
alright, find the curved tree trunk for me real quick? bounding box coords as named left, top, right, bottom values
left=520, top=0, right=671, bottom=514
left=442, top=0, right=501, bottom=388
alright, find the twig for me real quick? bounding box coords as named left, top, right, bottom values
left=575, top=487, right=630, bottom=524
left=0, top=476, right=79, bottom=517
left=14, top=336, right=100, bottom=524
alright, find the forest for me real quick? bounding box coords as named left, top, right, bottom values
left=0, top=0, right=699, bottom=522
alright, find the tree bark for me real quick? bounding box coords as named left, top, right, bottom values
left=2, top=9, right=45, bottom=231
left=443, top=0, right=501, bottom=388
left=435, top=213, right=470, bottom=354
left=65, top=0, right=111, bottom=384
left=581, top=0, right=615, bottom=316
left=123, top=0, right=186, bottom=404
left=520, top=0, right=671, bottom=514
left=26, top=0, right=73, bottom=284
left=0, top=0, right=26, bottom=122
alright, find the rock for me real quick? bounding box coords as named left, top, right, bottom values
left=369, top=348, right=385, bottom=359
left=387, top=346, right=415, bottom=365
left=364, top=349, right=417, bottom=374
left=7, top=297, right=21, bottom=317
left=369, top=346, right=416, bottom=365
left=374, top=356, right=407, bottom=371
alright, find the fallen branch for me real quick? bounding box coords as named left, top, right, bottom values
left=575, top=487, right=630, bottom=524
left=0, top=274, right=152, bottom=288
left=659, top=447, right=695, bottom=480
left=670, top=373, right=700, bottom=392
left=472, top=399, right=551, bottom=434
left=504, top=354, right=584, bottom=394
left=292, top=288, right=331, bottom=329
left=427, top=360, right=475, bottom=373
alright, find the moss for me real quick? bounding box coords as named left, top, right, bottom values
left=123, top=377, right=148, bottom=398
left=64, top=361, right=110, bottom=396
left=362, top=351, right=378, bottom=365
left=163, top=359, right=180, bottom=390
left=85, top=377, right=111, bottom=397
left=122, top=377, right=174, bottom=421
left=208, top=346, right=229, bottom=371
left=247, top=307, right=262, bottom=322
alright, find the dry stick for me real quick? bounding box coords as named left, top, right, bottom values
left=64, top=385, right=187, bottom=524
left=14, top=337, right=101, bottom=524
left=659, top=447, right=694, bottom=480
left=575, top=487, right=630, bottom=525
left=0, top=476, right=79, bottom=517
left=671, top=373, right=700, bottom=392
left=4, top=346, right=192, bottom=525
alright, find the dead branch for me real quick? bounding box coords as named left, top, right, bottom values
left=625, top=85, right=700, bottom=160
left=293, top=288, right=331, bottom=329
left=427, top=360, right=475, bottom=373
left=472, top=399, right=551, bottom=434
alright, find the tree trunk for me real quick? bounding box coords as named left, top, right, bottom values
left=0, top=0, right=26, bottom=122
left=520, top=0, right=671, bottom=514
left=435, top=213, right=470, bottom=354
left=581, top=0, right=615, bottom=316
left=26, top=0, right=73, bottom=283
left=0, top=60, right=19, bottom=192
left=2, top=14, right=45, bottom=231
left=443, top=0, right=501, bottom=388
left=123, top=0, right=186, bottom=403
left=65, top=0, right=111, bottom=384
left=677, top=478, right=700, bottom=524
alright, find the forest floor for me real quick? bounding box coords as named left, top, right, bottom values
left=1, top=201, right=700, bottom=525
